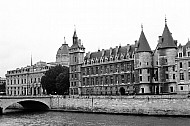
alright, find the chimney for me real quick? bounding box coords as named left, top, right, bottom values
left=115, top=46, right=118, bottom=54
left=127, top=44, right=130, bottom=51
left=135, top=40, right=138, bottom=48
left=86, top=51, right=90, bottom=59
left=102, top=49, right=105, bottom=56
left=110, top=47, right=112, bottom=56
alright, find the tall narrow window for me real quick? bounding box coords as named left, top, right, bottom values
left=180, top=62, right=183, bottom=68
left=180, top=73, right=184, bottom=80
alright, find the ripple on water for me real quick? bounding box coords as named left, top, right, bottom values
left=1, top=111, right=190, bottom=126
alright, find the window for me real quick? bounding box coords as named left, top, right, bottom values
left=180, top=73, right=184, bottom=80
left=166, top=74, right=169, bottom=79
left=91, top=67, right=94, bottom=75
left=165, top=67, right=168, bottom=71
left=115, top=75, right=118, bottom=83
left=110, top=76, right=113, bottom=84
left=121, top=63, right=124, bottom=71
left=83, top=78, right=85, bottom=86
left=96, top=77, right=99, bottom=85
left=189, top=72, right=190, bottom=80
left=180, top=86, right=184, bottom=91
left=147, top=69, right=150, bottom=74
left=179, top=53, right=182, bottom=57
left=121, top=75, right=124, bottom=83
left=140, top=76, right=142, bottom=81
left=139, top=69, right=142, bottom=74
left=173, top=74, right=175, bottom=79
left=96, top=67, right=99, bottom=74
left=91, top=78, right=94, bottom=85
left=188, top=62, right=190, bottom=67
left=147, top=62, right=149, bottom=65
left=148, top=76, right=150, bottom=81
left=170, top=87, right=174, bottom=92
left=180, top=62, right=183, bottom=68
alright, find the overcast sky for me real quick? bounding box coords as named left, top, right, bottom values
left=0, top=0, right=190, bottom=77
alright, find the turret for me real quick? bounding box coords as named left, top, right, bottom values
left=157, top=18, right=177, bottom=93
left=134, top=25, right=153, bottom=94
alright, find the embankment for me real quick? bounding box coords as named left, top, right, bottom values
left=50, top=95, right=190, bottom=116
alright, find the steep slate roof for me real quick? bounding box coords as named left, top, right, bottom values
left=70, top=43, right=85, bottom=49
left=70, top=30, right=85, bottom=49
left=159, top=24, right=177, bottom=49
left=85, top=45, right=135, bottom=60
left=137, top=30, right=152, bottom=53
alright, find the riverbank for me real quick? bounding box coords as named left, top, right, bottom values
left=50, top=94, right=190, bottom=116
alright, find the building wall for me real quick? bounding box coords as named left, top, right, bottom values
left=158, top=48, right=177, bottom=93
left=81, top=59, right=134, bottom=95
left=134, top=52, right=153, bottom=94
left=5, top=62, right=54, bottom=96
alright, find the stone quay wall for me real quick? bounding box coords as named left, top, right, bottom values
left=50, top=95, right=190, bottom=116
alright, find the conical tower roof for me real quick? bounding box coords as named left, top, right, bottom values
left=137, top=29, right=152, bottom=53
left=159, top=24, right=177, bottom=49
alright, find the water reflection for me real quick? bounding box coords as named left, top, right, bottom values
left=0, top=110, right=190, bottom=126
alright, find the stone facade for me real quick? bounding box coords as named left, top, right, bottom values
left=67, top=20, right=190, bottom=95
left=5, top=61, right=55, bottom=96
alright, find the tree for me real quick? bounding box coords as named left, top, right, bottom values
left=41, top=65, right=69, bottom=95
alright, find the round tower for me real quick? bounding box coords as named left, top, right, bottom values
left=134, top=26, right=153, bottom=94
left=157, top=19, right=177, bottom=93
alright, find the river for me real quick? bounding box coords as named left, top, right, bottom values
left=0, top=110, right=190, bottom=126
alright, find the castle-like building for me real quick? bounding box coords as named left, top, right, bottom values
left=69, top=20, right=190, bottom=95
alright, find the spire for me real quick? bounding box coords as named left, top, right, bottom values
left=141, top=23, right=143, bottom=31
left=159, top=18, right=177, bottom=49
left=165, top=15, right=167, bottom=25
left=31, top=54, right=33, bottom=66
left=64, top=37, right=66, bottom=44
left=137, top=27, right=152, bottom=53
left=73, top=25, right=77, bottom=38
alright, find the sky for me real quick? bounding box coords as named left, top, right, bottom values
left=0, top=0, right=190, bottom=77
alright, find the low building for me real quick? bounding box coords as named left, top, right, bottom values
left=5, top=61, right=55, bottom=96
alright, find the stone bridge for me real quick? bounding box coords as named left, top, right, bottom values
left=0, top=96, right=52, bottom=114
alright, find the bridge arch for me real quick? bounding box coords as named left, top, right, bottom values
left=1, top=98, right=51, bottom=113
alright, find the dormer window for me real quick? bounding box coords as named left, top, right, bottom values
left=105, top=57, right=108, bottom=62
left=179, top=52, right=182, bottom=57
left=115, top=55, right=118, bottom=60
left=91, top=60, right=94, bottom=64
left=110, top=56, right=113, bottom=61
left=100, top=58, right=103, bottom=63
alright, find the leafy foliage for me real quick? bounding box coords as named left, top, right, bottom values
left=41, top=65, right=69, bottom=95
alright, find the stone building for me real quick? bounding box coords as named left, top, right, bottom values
left=0, top=77, right=6, bottom=93
left=69, top=19, right=190, bottom=95
left=56, top=37, right=70, bottom=67
left=69, top=30, right=85, bottom=95
left=175, top=40, right=190, bottom=94
left=5, top=61, right=55, bottom=96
